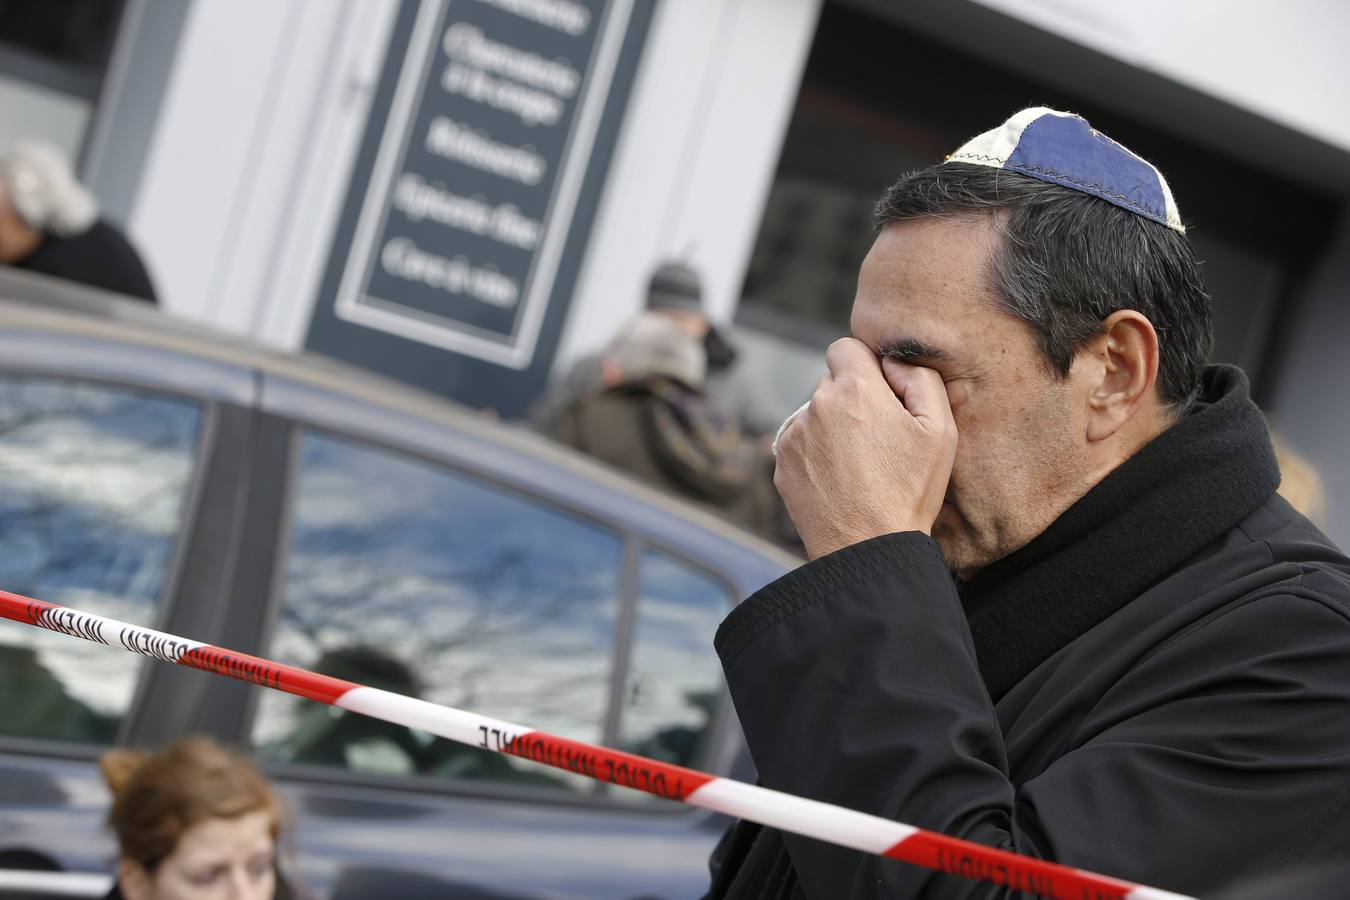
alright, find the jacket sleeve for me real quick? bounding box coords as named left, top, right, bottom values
left=715, top=532, right=1350, bottom=899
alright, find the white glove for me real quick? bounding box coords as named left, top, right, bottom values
left=1, top=141, right=98, bottom=237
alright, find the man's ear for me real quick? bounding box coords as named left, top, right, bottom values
left=117, top=859, right=153, bottom=900
left=1083, top=309, right=1160, bottom=442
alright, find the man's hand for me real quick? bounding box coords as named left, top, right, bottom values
left=774, top=338, right=957, bottom=560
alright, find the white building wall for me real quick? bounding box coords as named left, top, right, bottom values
left=973, top=0, right=1350, bottom=153
left=127, top=0, right=400, bottom=335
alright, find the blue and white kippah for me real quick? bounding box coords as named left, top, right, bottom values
left=945, top=107, right=1185, bottom=234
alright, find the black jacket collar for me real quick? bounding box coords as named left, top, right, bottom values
left=959, top=364, right=1280, bottom=700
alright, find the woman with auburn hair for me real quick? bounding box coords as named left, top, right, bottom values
left=100, top=736, right=296, bottom=900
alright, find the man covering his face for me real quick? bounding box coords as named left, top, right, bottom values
left=707, top=108, right=1350, bottom=899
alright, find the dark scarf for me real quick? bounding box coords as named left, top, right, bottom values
left=707, top=364, right=1279, bottom=899
left=962, top=364, right=1279, bottom=700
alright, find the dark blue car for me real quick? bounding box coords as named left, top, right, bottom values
left=0, top=270, right=796, bottom=899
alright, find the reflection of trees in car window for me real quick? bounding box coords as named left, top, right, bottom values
left=253, top=431, right=623, bottom=792
left=0, top=378, right=201, bottom=743
left=619, top=550, right=730, bottom=776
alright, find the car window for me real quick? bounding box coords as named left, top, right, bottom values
left=618, top=550, right=731, bottom=774
left=0, top=377, right=202, bottom=744
left=252, top=429, right=624, bottom=793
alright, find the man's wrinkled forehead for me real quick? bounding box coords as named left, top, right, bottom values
left=850, top=218, right=1006, bottom=363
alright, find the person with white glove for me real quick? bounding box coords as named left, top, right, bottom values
left=0, top=141, right=156, bottom=303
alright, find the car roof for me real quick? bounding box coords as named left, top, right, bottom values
left=0, top=268, right=802, bottom=580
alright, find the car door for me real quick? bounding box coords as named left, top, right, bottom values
left=237, top=372, right=771, bottom=899
left=0, top=321, right=259, bottom=896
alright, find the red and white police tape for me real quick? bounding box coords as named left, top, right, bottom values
left=0, top=588, right=1193, bottom=900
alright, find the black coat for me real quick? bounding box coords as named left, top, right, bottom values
left=15, top=219, right=157, bottom=303
left=707, top=366, right=1350, bottom=898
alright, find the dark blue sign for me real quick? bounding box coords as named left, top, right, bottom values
left=307, top=0, right=653, bottom=414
